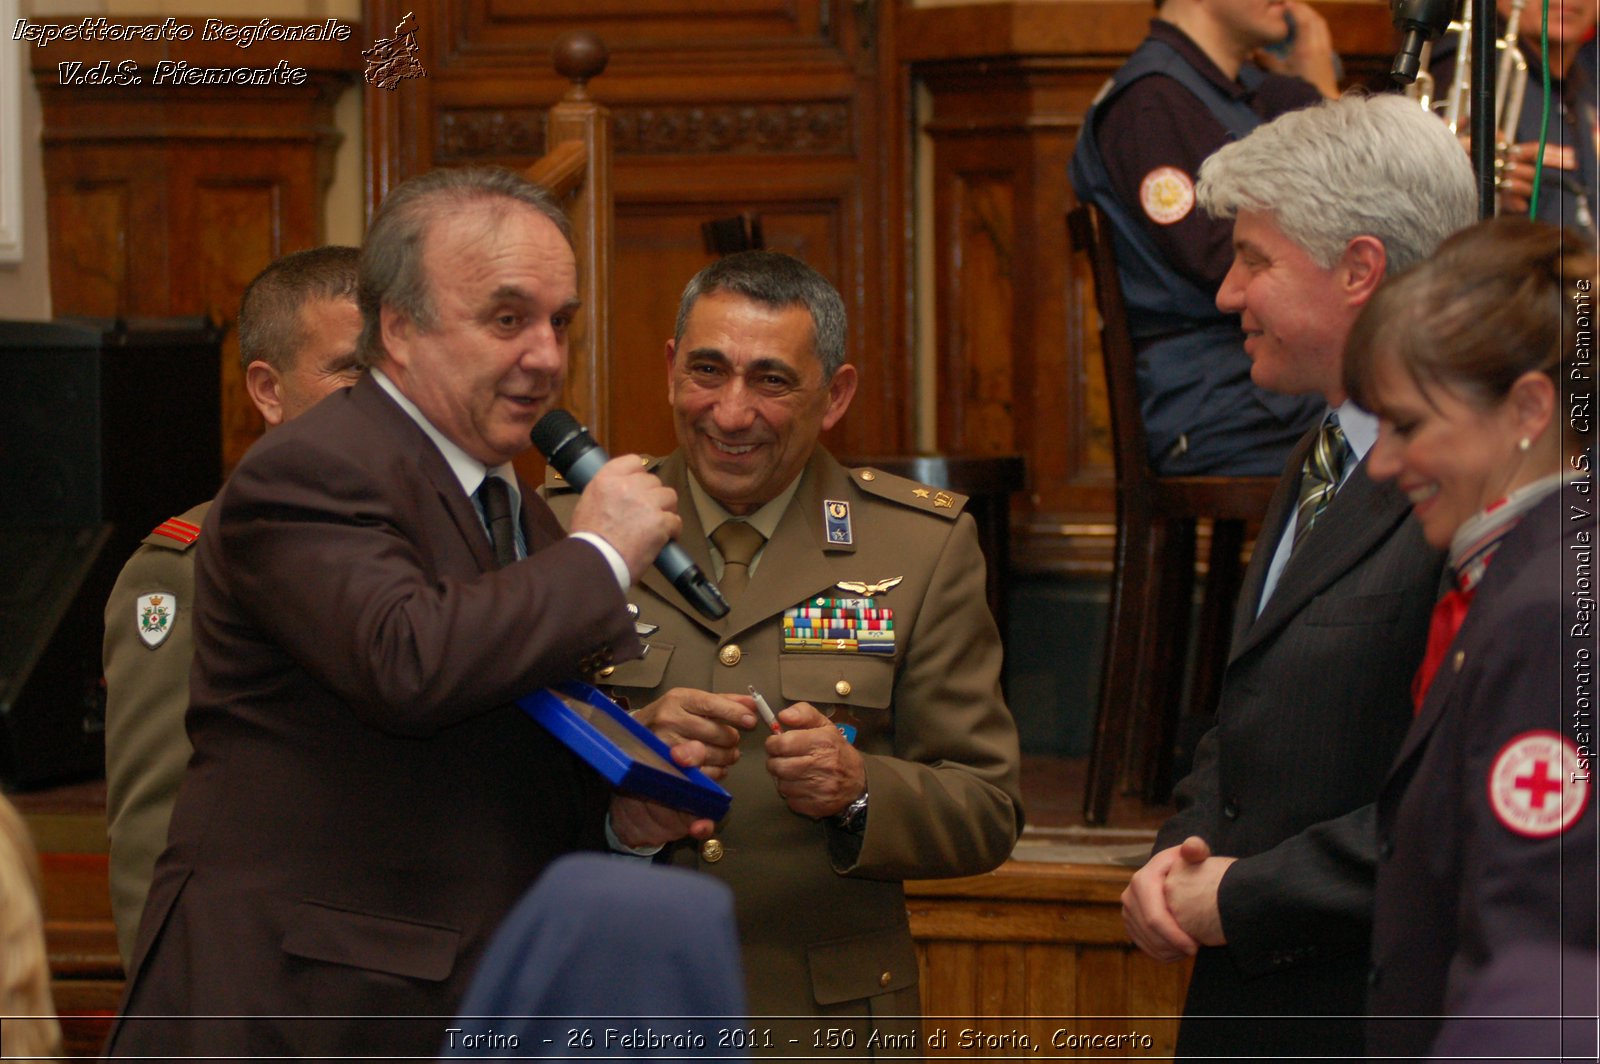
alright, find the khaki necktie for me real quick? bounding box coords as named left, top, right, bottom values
left=477, top=476, right=517, bottom=569
left=711, top=520, right=766, bottom=607
left=1292, top=413, right=1352, bottom=552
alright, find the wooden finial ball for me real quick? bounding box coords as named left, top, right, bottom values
left=553, top=31, right=609, bottom=87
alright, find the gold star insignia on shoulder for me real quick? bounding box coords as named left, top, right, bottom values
left=836, top=576, right=903, bottom=596
left=912, top=488, right=930, bottom=498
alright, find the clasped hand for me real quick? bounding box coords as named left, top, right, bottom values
left=1121, top=836, right=1237, bottom=962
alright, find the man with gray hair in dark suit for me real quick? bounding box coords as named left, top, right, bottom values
left=1120, top=93, right=1476, bottom=1058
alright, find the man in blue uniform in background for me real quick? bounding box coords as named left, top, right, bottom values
left=1070, top=0, right=1336, bottom=475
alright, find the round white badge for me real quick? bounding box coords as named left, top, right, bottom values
left=1140, top=166, right=1196, bottom=225
left=1487, top=731, right=1590, bottom=838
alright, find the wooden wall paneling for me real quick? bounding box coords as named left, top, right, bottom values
left=45, top=177, right=135, bottom=318
left=916, top=54, right=1121, bottom=575
left=367, top=0, right=913, bottom=460
left=1024, top=940, right=1078, bottom=1050
left=34, top=23, right=361, bottom=472
left=906, top=862, right=1188, bottom=1055
left=193, top=179, right=289, bottom=468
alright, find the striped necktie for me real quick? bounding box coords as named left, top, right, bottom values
left=1292, top=414, right=1350, bottom=551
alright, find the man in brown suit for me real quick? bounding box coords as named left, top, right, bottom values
left=103, top=245, right=363, bottom=968
left=547, top=251, right=1023, bottom=1044
left=107, top=167, right=710, bottom=1058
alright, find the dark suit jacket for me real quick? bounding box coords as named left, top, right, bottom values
left=1156, top=425, right=1443, bottom=1058
left=1368, top=491, right=1598, bottom=1060
left=106, top=373, right=640, bottom=1058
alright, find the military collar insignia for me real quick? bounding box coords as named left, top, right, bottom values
left=137, top=592, right=176, bottom=650
left=824, top=499, right=853, bottom=545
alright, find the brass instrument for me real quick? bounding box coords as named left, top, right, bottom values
left=1407, top=0, right=1531, bottom=199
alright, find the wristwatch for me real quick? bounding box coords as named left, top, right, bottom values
left=833, top=788, right=869, bottom=834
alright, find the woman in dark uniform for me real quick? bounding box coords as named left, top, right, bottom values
left=1345, top=217, right=1597, bottom=1061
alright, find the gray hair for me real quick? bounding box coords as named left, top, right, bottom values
left=673, top=251, right=848, bottom=379
left=237, top=246, right=360, bottom=373
left=1197, top=93, right=1476, bottom=272
left=358, top=166, right=572, bottom=367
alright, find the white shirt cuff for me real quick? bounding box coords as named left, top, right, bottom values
left=605, top=812, right=664, bottom=858
left=569, top=531, right=631, bottom=591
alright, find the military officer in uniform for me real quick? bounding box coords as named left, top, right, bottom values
left=101, top=246, right=363, bottom=966
left=547, top=251, right=1023, bottom=1043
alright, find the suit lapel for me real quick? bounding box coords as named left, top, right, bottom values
left=1231, top=429, right=1311, bottom=653
left=1233, top=455, right=1413, bottom=662
left=1386, top=492, right=1565, bottom=775
left=351, top=374, right=498, bottom=573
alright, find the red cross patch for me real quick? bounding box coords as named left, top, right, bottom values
left=1487, top=731, right=1590, bottom=838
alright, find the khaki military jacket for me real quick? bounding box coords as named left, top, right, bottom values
left=548, top=448, right=1022, bottom=1041
left=102, top=500, right=211, bottom=968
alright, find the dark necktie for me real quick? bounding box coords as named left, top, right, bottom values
left=477, top=476, right=516, bottom=569
left=710, top=520, right=766, bottom=607
left=1292, top=414, right=1351, bottom=551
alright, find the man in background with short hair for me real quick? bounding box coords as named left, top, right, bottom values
left=103, top=245, right=362, bottom=966
left=1069, top=0, right=1336, bottom=474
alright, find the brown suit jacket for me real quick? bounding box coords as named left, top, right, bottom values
left=107, top=373, right=640, bottom=1058
left=548, top=449, right=1023, bottom=1041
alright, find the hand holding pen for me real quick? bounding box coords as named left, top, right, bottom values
left=748, top=686, right=784, bottom=735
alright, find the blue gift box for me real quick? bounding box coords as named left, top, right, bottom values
left=519, top=681, right=732, bottom=821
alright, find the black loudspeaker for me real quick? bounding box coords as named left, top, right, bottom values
left=0, top=317, right=223, bottom=790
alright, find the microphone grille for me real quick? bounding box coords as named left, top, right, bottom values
left=530, top=408, right=583, bottom=458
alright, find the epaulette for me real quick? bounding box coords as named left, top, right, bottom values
left=142, top=515, right=202, bottom=552
left=849, top=467, right=968, bottom=520
left=542, top=455, right=662, bottom=493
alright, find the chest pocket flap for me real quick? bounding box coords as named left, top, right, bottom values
left=601, top=642, right=673, bottom=690
left=779, top=654, right=893, bottom=710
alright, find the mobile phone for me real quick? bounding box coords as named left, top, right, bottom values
left=1264, top=10, right=1296, bottom=60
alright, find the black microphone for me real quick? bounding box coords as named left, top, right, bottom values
left=1389, top=0, right=1456, bottom=85
left=532, top=409, right=730, bottom=620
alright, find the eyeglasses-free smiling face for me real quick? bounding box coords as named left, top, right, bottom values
left=666, top=290, right=856, bottom=515
left=381, top=201, right=578, bottom=467
left=1216, top=209, right=1357, bottom=405
left=1363, top=357, right=1535, bottom=550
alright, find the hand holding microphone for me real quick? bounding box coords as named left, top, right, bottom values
left=532, top=410, right=730, bottom=620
